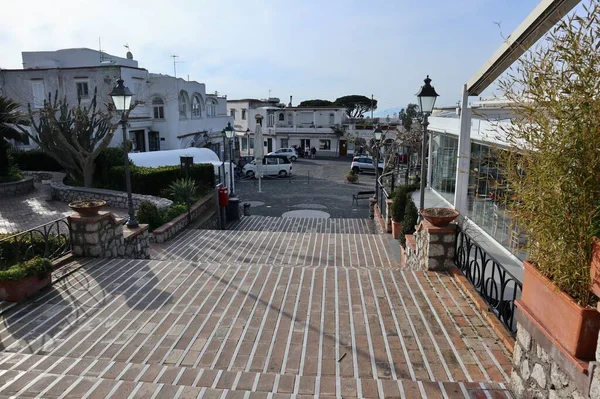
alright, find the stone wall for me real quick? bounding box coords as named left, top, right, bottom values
left=69, top=212, right=150, bottom=259
left=152, top=194, right=217, bottom=243
left=22, top=171, right=55, bottom=183
left=511, top=308, right=600, bottom=398
left=0, top=177, right=34, bottom=197
left=403, top=220, right=457, bottom=271
left=51, top=181, right=172, bottom=210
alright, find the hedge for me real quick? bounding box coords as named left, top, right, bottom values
left=136, top=201, right=188, bottom=231
left=107, top=164, right=215, bottom=197
left=9, top=149, right=63, bottom=172
left=0, top=257, right=52, bottom=281
left=0, top=233, right=65, bottom=268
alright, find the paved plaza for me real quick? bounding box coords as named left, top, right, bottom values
left=0, top=159, right=515, bottom=397
left=234, top=157, right=378, bottom=219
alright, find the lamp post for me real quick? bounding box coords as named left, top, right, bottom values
left=223, top=122, right=236, bottom=197
left=416, top=75, right=440, bottom=217
left=246, top=128, right=251, bottom=156
left=373, top=126, right=383, bottom=202
left=109, top=78, right=138, bottom=228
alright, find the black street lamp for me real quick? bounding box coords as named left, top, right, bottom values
left=373, top=126, right=383, bottom=201
left=416, top=75, right=440, bottom=217
left=109, top=78, right=138, bottom=228
left=223, top=122, right=236, bottom=197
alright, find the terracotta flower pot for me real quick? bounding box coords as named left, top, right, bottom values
left=392, top=220, right=402, bottom=239
left=420, top=208, right=460, bottom=227
left=519, top=260, right=600, bottom=360
left=346, top=174, right=358, bottom=184
left=0, top=274, right=51, bottom=302
left=590, top=237, right=600, bottom=298
left=68, top=200, right=107, bottom=216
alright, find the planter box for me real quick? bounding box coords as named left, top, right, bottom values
left=392, top=221, right=402, bottom=239
left=519, top=260, right=600, bottom=360
left=0, top=274, right=51, bottom=302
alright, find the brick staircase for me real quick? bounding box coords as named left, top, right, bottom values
left=0, top=217, right=514, bottom=398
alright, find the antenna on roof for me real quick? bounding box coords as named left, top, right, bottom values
left=171, top=55, right=183, bottom=78
left=98, top=38, right=116, bottom=64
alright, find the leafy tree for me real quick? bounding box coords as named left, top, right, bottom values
left=334, top=95, right=377, bottom=118
left=330, top=124, right=347, bottom=137
left=22, top=88, right=137, bottom=187
left=0, top=96, right=29, bottom=176
left=399, top=103, right=420, bottom=132
left=298, top=99, right=333, bottom=107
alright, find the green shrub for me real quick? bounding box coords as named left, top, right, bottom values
left=0, top=166, right=23, bottom=183
left=497, top=2, right=600, bottom=307
left=94, top=147, right=130, bottom=188
left=0, top=257, right=52, bottom=281
left=0, top=233, right=64, bottom=268
left=9, top=149, right=63, bottom=172
left=108, top=164, right=215, bottom=197
left=391, top=186, right=410, bottom=222
left=163, top=204, right=187, bottom=221
left=400, top=197, right=419, bottom=246
left=136, top=201, right=164, bottom=231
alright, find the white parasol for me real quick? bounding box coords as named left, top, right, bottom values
left=253, top=117, right=264, bottom=191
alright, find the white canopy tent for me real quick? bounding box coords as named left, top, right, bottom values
left=128, top=148, right=235, bottom=193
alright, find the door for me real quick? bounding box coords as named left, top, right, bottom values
left=265, top=157, right=278, bottom=175
left=148, top=131, right=160, bottom=151
left=267, top=138, right=273, bottom=153
left=339, top=140, right=347, bottom=157
left=132, top=130, right=146, bottom=152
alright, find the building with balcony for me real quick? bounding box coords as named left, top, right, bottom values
left=0, top=48, right=231, bottom=156
left=228, top=96, right=349, bottom=156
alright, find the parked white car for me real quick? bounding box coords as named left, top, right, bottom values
left=350, top=156, right=384, bottom=174
left=243, top=155, right=293, bottom=178
left=268, top=148, right=298, bottom=161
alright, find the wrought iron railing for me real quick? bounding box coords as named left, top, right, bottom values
left=454, top=225, right=522, bottom=334
left=0, top=218, right=72, bottom=269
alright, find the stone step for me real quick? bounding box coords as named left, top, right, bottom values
left=0, top=354, right=513, bottom=398
left=152, top=229, right=397, bottom=268
left=227, top=216, right=377, bottom=234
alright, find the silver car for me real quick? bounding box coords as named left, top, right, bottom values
left=351, top=156, right=384, bottom=174
left=268, top=148, right=298, bottom=161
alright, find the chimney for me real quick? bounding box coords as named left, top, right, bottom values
left=288, top=95, right=293, bottom=107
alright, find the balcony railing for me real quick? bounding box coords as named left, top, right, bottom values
left=0, top=218, right=72, bottom=269
left=454, top=226, right=522, bottom=334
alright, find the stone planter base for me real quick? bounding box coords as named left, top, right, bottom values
left=0, top=274, right=51, bottom=302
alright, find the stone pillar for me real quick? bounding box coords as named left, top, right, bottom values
left=69, top=212, right=149, bottom=259
left=413, top=221, right=456, bottom=271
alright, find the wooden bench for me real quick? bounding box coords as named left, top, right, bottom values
left=352, top=191, right=375, bottom=205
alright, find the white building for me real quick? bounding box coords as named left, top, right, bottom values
left=228, top=96, right=350, bottom=157
left=0, top=48, right=231, bottom=157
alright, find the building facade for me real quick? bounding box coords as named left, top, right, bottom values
left=228, top=97, right=349, bottom=157
left=0, top=48, right=231, bottom=157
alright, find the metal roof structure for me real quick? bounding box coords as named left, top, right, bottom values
left=467, top=0, right=580, bottom=96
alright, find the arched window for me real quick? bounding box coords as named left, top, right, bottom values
left=192, top=94, right=202, bottom=117
left=278, top=113, right=285, bottom=121
left=329, top=113, right=335, bottom=125
left=152, top=97, right=164, bottom=119
left=179, top=90, right=189, bottom=118
left=206, top=98, right=217, bottom=117
left=287, top=113, right=293, bottom=125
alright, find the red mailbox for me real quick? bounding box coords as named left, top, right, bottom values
left=218, top=187, right=229, bottom=207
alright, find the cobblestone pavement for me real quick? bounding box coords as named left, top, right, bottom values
left=234, top=157, right=378, bottom=219
left=0, top=182, right=126, bottom=235
left=0, top=213, right=515, bottom=398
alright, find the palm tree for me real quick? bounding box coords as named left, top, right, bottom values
left=169, top=178, right=198, bottom=223
left=0, top=96, right=29, bottom=176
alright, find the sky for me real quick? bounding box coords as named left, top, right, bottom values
left=0, top=0, right=549, bottom=115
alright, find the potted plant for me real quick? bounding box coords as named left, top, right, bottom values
left=498, top=5, right=600, bottom=360
left=68, top=200, right=107, bottom=216
left=391, top=186, right=410, bottom=239
left=420, top=207, right=459, bottom=227
left=345, top=170, right=358, bottom=183
left=0, top=257, right=52, bottom=302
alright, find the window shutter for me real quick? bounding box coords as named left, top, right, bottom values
left=32, top=82, right=45, bottom=108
